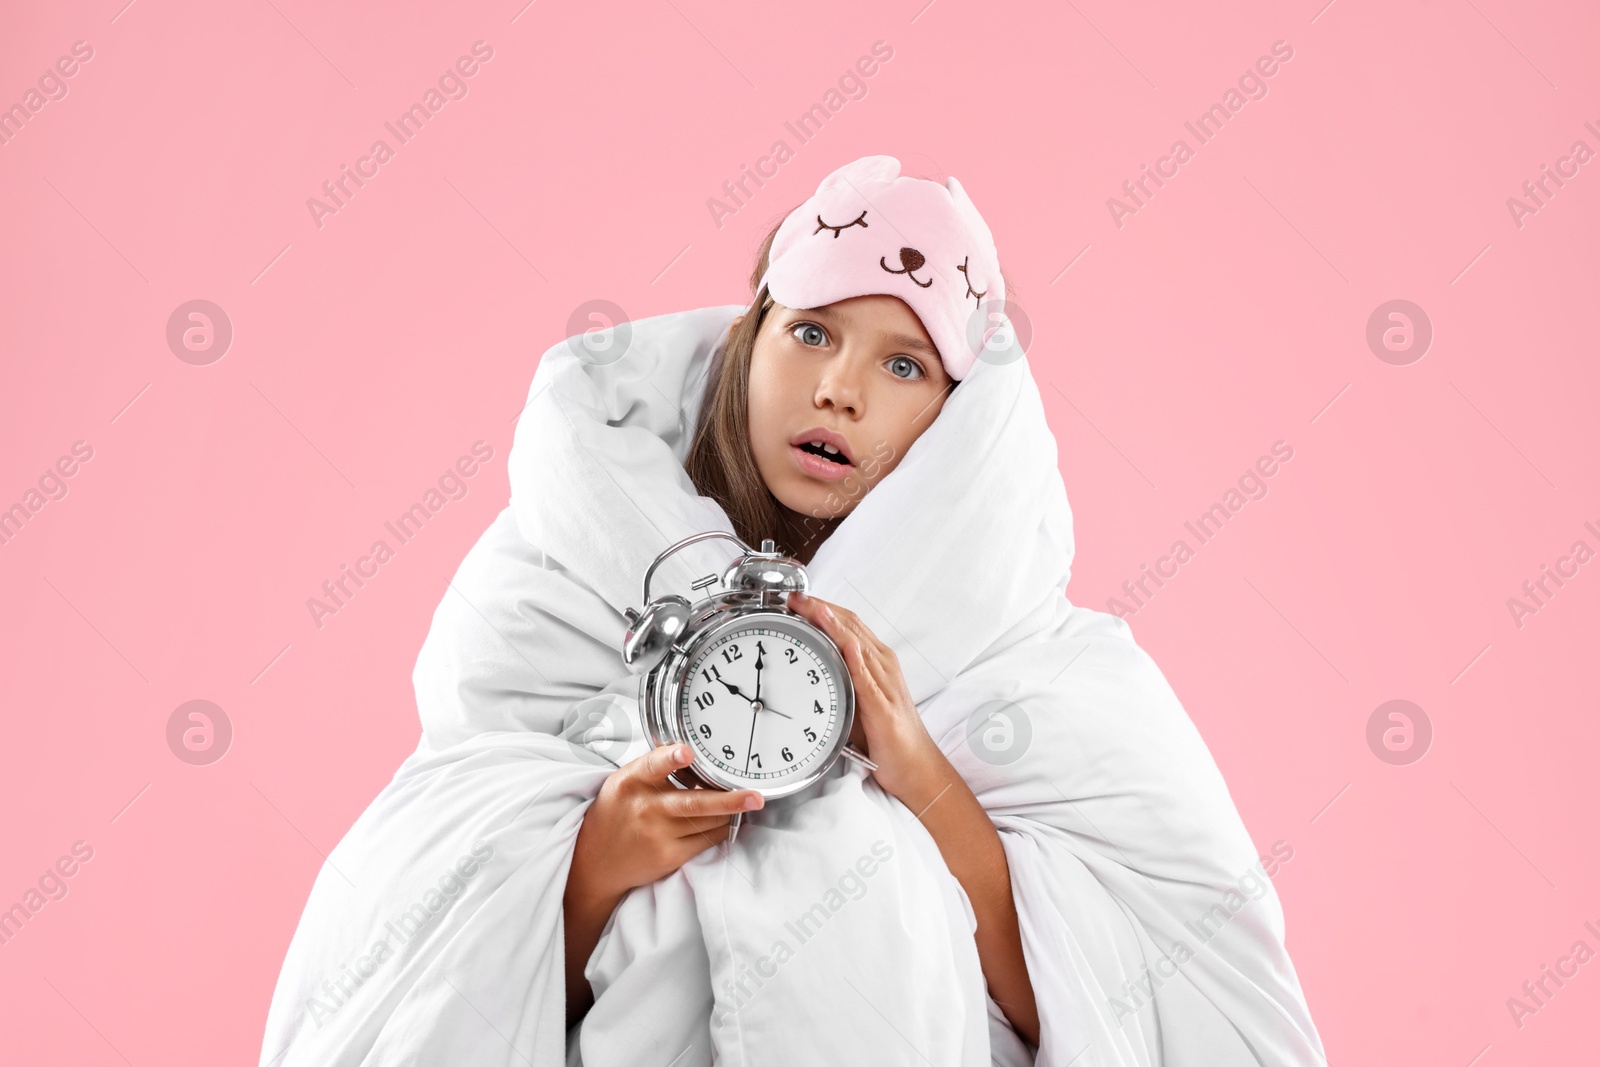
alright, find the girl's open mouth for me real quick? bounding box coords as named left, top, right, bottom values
left=791, top=442, right=855, bottom=481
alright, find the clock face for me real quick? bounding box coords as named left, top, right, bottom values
left=680, top=618, right=844, bottom=786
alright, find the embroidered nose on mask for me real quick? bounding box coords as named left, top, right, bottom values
left=880, top=246, right=932, bottom=288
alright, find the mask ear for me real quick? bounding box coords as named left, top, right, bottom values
left=946, top=176, right=1003, bottom=302
left=814, top=155, right=901, bottom=199
left=945, top=176, right=994, bottom=247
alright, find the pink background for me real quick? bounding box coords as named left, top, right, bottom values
left=3, top=0, right=1596, bottom=1063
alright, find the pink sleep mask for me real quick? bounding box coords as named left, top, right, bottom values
left=756, top=155, right=1004, bottom=382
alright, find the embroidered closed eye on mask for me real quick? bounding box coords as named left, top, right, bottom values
left=756, top=154, right=1005, bottom=382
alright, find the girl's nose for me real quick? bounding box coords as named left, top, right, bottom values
left=814, top=356, right=864, bottom=416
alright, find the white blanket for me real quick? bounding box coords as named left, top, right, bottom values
left=259, top=304, right=1326, bottom=1066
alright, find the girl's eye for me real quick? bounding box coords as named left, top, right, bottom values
left=888, top=355, right=925, bottom=381
left=790, top=322, right=827, bottom=347
left=788, top=322, right=925, bottom=380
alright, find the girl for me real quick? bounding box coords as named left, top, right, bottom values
left=260, top=154, right=1324, bottom=1067
left=563, top=157, right=1042, bottom=1043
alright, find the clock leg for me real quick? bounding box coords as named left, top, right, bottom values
left=727, top=810, right=743, bottom=849
left=841, top=744, right=878, bottom=772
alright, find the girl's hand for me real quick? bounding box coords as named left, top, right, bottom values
left=788, top=592, right=1042, bottom=1046
left=786, top=590, right=944, bottom=804
left=570, top=743, right=763, bottom=900
left=566, top=743, right=760, bottom=1026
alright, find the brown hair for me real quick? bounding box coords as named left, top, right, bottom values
left=684, top=213, right=834, bottom=562
left=684, top=203, right=1015, bottom=565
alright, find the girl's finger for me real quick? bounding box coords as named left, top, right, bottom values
left=792, top=591, right=857, bottom=639
left=663, top=786, right=763, bottom=819
left=632, top=742, right=694, bottom=787
left=825, top=602, right=889, bottom=662
left=796, top=593, right=864, bottom=653
left=675, top=812, right=733, bottom=837
left=791, top=593, right=888, bottom=692
left=787, top=590, right=832, bottom=629
left=844, top=634, right=885, bottom=702
left=853, top=618, right=892, bottom=662
left=680, top=822, right=732, bottom=855
left=793, top=595, right=850, bottom=663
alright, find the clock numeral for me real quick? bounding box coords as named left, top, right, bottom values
left=700, top=663, right=723, bottom=686
left=756, top=640, right=767, bottom=655
left=698, top=723, right=712, bottom=738
left=751, top=752, right=762, bottom=769
left=813, top=699, right=823, bottom=714
left=722, top=744, right=735, bottom=760
left=807, top=669, right=820, bottom=684
left=781, top=746, right=793, bottom=762
left=803, top=727, right=816, bottom=743
left=694, top=692, right=716, bottom=710
left=784, top=648, right=797, bottom=664
left=722, top=644, right=744, bottom=663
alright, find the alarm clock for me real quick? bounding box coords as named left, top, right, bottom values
left=621, top=530, right=877, bottom=845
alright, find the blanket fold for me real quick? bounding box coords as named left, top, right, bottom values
left=259, top=304, right=1325, bottom=1066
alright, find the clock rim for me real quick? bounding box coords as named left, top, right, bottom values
left=643, top=605, right=856, bottom=800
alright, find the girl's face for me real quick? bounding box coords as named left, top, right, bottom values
left=741, top=294, right=954, bottom=522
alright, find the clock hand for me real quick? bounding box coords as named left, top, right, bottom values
left=742, top=699, right=759, bottom=776
left=717, top=677, right=754, bottom=703
left=748, top=646, right=791, bottom=718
